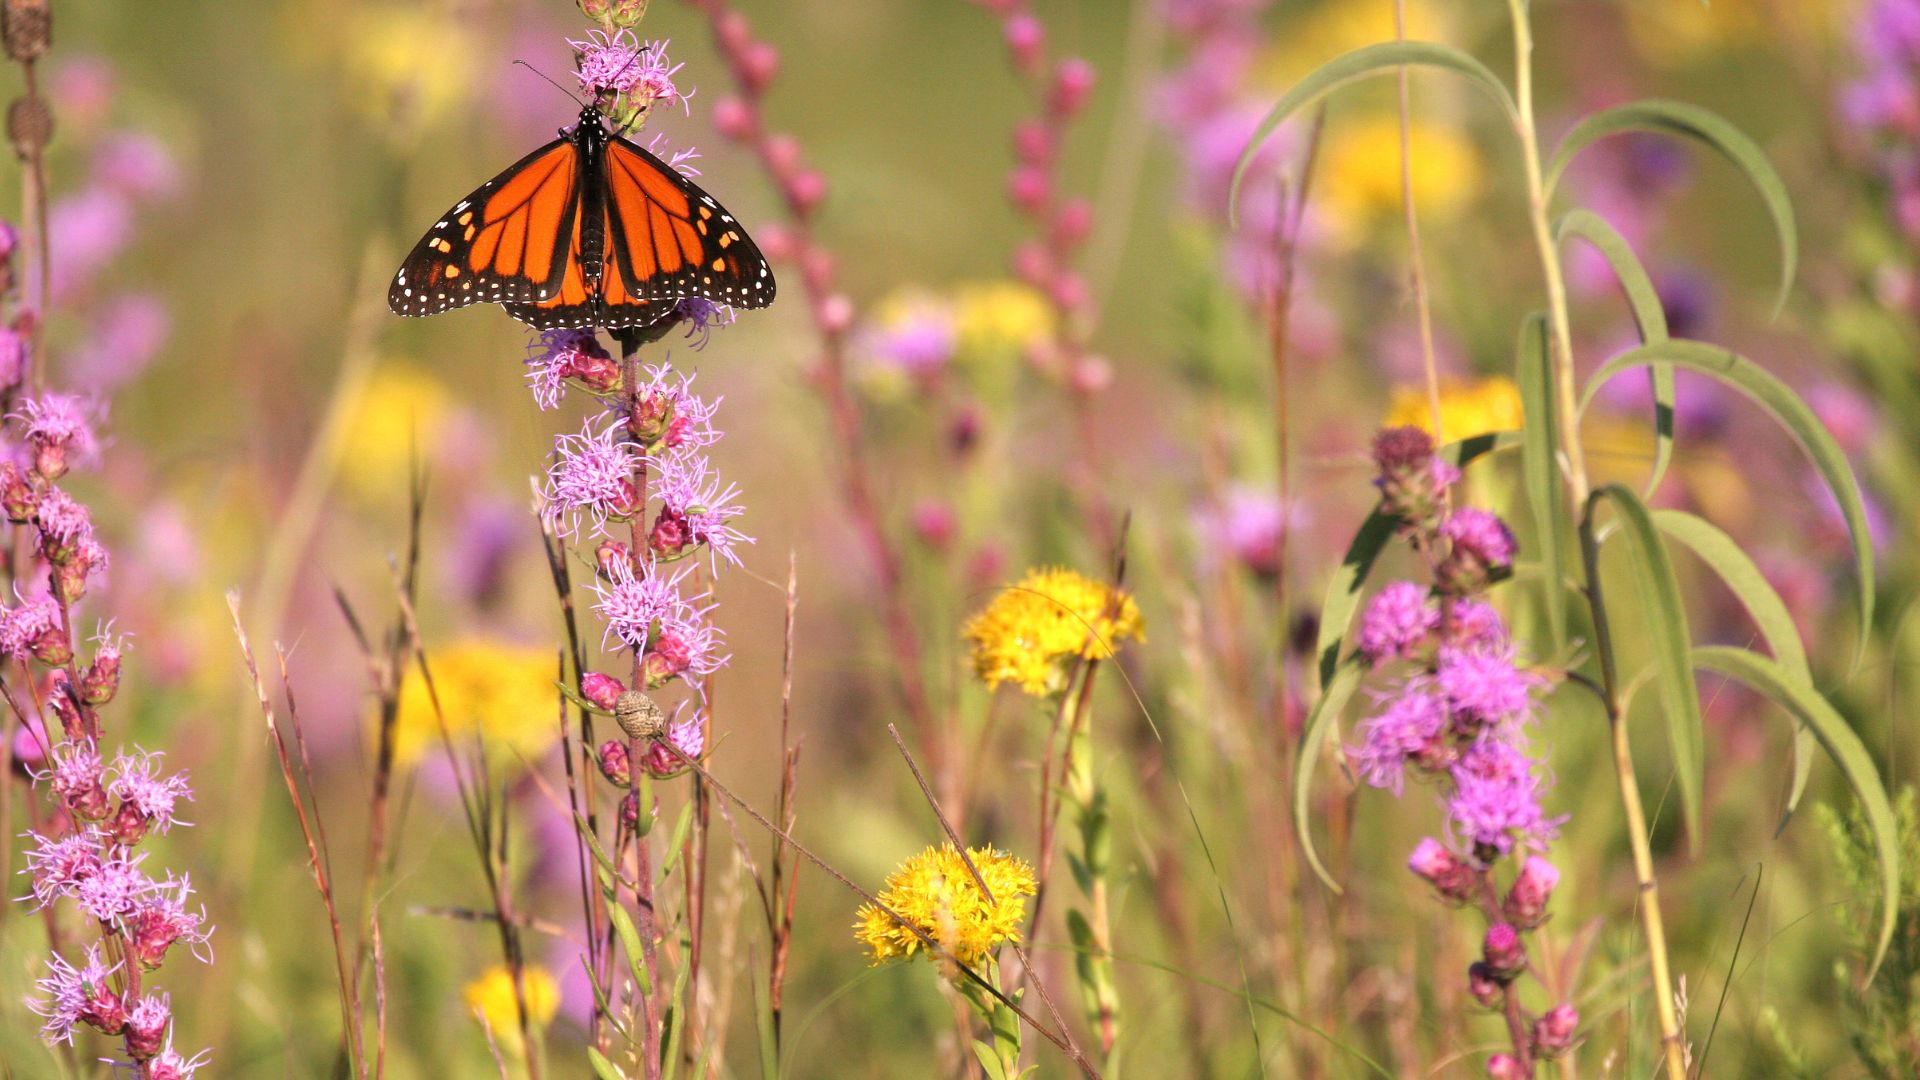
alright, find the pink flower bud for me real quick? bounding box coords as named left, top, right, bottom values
left=1052, top=272, right=1091, bottom=316
left=0, top=461, right=36, bottom=522
left=581, top=672, right=626, bottom=711
left=1012, top=119, right=1053, bottom=164
left=1050, top=58, right=1096, bottom=115
left=648, top=509, right=690, bottom=559
left=1503, top=856, right=1559, bottom=928
left=786, top=169, right=828, bottom=213
left=1008, top=164, right=1051, bottom=214
left=595, top=540, right=631, bottom=580
left=1052, top=198, right=1094, bottom=248
left=79, top=983, right=126, bottom=1036
left=1068, top=354, right=1111, bottom=396
left=1004, top=14, right=1045, bottom=73
left=759, top=225, right=797, bottom=262
left=80, top=651, right=120, bottom=706
left=1481, top=923, right=1528, bottom=981
left=1012, top=242, right=1051, bottom=285
left=1467, top=961, right=1504, bottom=1009
left=642, top=629, right=694, bottom=688
left=716, top=11, right=753, bottom=54
left=597, top=740, right=631, bottom=787
left=108, top=798, right=150, bottom=845
left=1532, top=1003, right=1578, bottom=1058
left=125, top=994, right=169, bottom=1058
left=1407, top=837, right=1478, bottom=904
left=816, top=294, right=856, bottom=335
left=1485, top=1054, right=1526, bottom=1080
left=765, top=134, right=802, bottom=174
left=911, top=499, right=955, bottom=549
left=713, top=97, right=756, bottom=141
left=619, top=791, right=640, bottom=828
left=741, top=42, right=781, bottom=94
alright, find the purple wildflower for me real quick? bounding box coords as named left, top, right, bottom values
left=590, top=558, right=695, bottom=650
left=125, top=875, right=212, bottom=968
left=74, top=849, right=150, bottom=923
left=119, top=1045, right=212, bottom=1080
left=49, top=187, right=132, bottom=300
left=1447, top=738, right=1559, bottom=859
left=70, top=292, right=168, bottom=393
left=1352, top=682, right=1450, bottom=794
left=1503, top=855, right=1560, bottom=928
left=571, top=30, right=690, bottom=113
left=642, top=706, right=707, bottom=777
left=1441, top=508, right=1517, bottom=568
left=46, top=740, right=108, bottom=819
left=29, top=944, right=121, bottom=1044
left=631, top=363, right=720, bottom=450
left=94, top=132, right=181, bottom=201
left=15, top=392, right=101, bottom=477
left=541, top=416, right=644, bottom=538
left=1194, top=486, right=1296, bottom=578
left=525, top=328, right=618, bottom=410
left=645, top=132, right=703, bottom=177
left=21, top=828, right=103, bottom=909
left=1434, top=646, right=1541, bottom=732
left=1357, top=581, right=1439, bottom=663
left=125, top=992, right=170, bottom=1058
left=860, top=292, right=958, bottom=378
left=652, top=449, right=750, bottom=570
left=670, top=297, right=734, bottom=350
left=107, top=749, right=193, bottom=836
left=1442, top=599, right=1510, bottom=652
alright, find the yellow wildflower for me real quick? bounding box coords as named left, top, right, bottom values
left=1256, top=0, right=1448, bottom=90
left=1317, top=116, right=1482, bottom=248
left=1621, top=0, right=1768, bottom=67
left=462, top=963, right=560, bottom=1055
left=963, top=568, right=1144, bottom=697
left=855, top=844, right=1037, bottom=972
left=342, top=5, right=479, bottom=136
left=953, top=281, right=1055, bottom=361
left=387, top=639, right=560, bottom=769
left=340, top=363, right=450, bottom=499
left=1385, top=376, right=1524, bottom=444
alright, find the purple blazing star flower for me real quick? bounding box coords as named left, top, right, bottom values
left=125, top=874, right=213, bottom=967
left=572, top=30, right=690, bottom=113
left=646, top=132, right=703, bottom=178
left=632, top=363, right=721, bottom=451
left=1442, top=599, right=1510, bottom=652
left=107, top=749, right=193, bottom=835
left=860, top=293, right=958, bottom=379
left=541, top=416, right=644, bottom=539
left=45, top=739, right=107, bottom=818
left=14, top=393, right=102, bottom=475
left=525, top=328, right=617, bottom=411
left=652, top=449, right=750, bottom=570
left=642, top=705, right=707, bottom=776
left=29, top=944, right=120, bottom=1044
left=1435, top=645, right=1542, bottom=732
left=36, top=486, right=95, bottom=547
left=21, top=828, right=103, bottom=909
left=1447, top=737, right=1560, bottom=859
left=1194, top=485, right=1299, bottom=579
left=1357, top=580, right=1439, bottom=664
left=125, top=992, right=171, bottom=1058
left=669, top=297, right=734, bottom=350
left=1441, top=508, right=1517, bottom=569
left=0, top=593, right=61, bottom=661
left=1352, top=681, right=1450, bottom=795
left=75, top=848, right=150, bottom=923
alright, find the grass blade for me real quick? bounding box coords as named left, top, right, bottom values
left=1515, top=312, right=1567, bottom=653
left=1294, top=656, right=1366, bottom=893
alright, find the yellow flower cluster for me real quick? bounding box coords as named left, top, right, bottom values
left=462, top=963, right=560, bottom=1056
left=963, top=567, right=1144, bottom=696
left=387, top=639, right=561, bottom=768
left=855, top=844, right=1037, bottom=971
left=1316, top=116, right=1483, bottom=248
left=952, top=281, right=1055, bottom=360
left=1384, top=376, right=1525, bottom=445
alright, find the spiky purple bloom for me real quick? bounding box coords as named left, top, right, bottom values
left=1194, top=486, right=1295, bottom=578
left=1441, top=507, right=1517, bottom=569
left=525, top=329, right=617, bottom=411
left=1352, top=683, right=1450, bottom=795
left=669, top=297, right=734, bottom=350
left=74, top=849, right=149, bottom=923
left=125, top=875, right=212, bottom=968
left=632, top=363, right=721, bottom=451
left=1435, top=645, right=1541, bottom=731
left=15, top=393, right=101, bottom=476
left=541, top=416, right=644, bottom=538
left=117, top=1044, right=212, bottom=1080
left=37, top=486, right=96, bottom=548
left=1447, top=738, right=1559, bottom=859
left=571, top=30, right=690, bottom=113
left=124, top=991, right=170, bottom=1058
left=645, top=132, right=704, bottom=178
left=28, top=944, right=120, bottom=1044
left=107, top=749, right=192, bottom=835
left=652, top=449, right=750, bottom=570
left=21, top=828, right=103, bottom=909
left=0, top=593, right=61, bottom=661
left=1357, top=581, right=1439, bottom=663
left=1442, top=598, right=1510, bottom=652
left=45, top=740, right=107, bottom=818
left=642, top=707, right=707, bottom=777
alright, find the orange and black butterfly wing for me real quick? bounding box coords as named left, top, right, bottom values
left=602, top=136, right=776, bottom=310
left=504, top=202, right=670, bottom=331
left=389, top=138, right=582, bottom=317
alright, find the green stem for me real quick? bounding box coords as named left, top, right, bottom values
left=1505, top=3, right=1685, bottom=1075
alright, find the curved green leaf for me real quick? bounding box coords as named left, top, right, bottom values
left=589, top=1048, right=630, bottom=1080
left=1230, top=41, right=1518, bottom=221
left=1692, top=645, right=1899, bottom=984
left=1295, top=656, right=1366, bottom=894
left=1314, top=433, right=1515, bottom=685
left=1653, top=508, right=1816, bottom=820
left=1557, top=209, right=1676, bottom=495
left=1586, top=339, right=1875, bottom=668
left=1516, top=313, right=1567, bottom=653
left=1546, top=100, right=1796, bottom=312
left=1592, top=484, right=1706, bottom=853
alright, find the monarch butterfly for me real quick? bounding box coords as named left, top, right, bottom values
left=388, top=103, right=775, bottom=330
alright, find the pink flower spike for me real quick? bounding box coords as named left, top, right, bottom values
left=1356, top=581, right=1439, bottom=664
left=107, top=748, right=194, bottom=838
left=13, top=392, right=102, bottom=478
left=28, top=943, right=121, bottom=1044
left=541, top=416, right=644, bottom=539
left=653, top=449, right=751, bottom=570
left=21, top=828, right=104, bottom=910
left=74, top=848, right=150, bottom=923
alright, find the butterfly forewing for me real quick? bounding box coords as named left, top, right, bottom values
left=602, top=136, right=776, bottom=310
left=389, top=138, right=582, bottom=317
left=504, top=203, right=667, bottom=330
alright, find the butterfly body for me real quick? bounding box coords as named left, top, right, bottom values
left=390, top=104, right=775, bottom=330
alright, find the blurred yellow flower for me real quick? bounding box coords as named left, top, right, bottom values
left=462, top=963, right=559, bottom=1055
left=344, top=6, right=479, bottom=135
left=1317, top=116, right=1482, bottom=248
left=964, top=568, right=1143, bottom=697
left=1256, top=0, right=1447, bottom=89
left=855, top=844, right=1036, bottom=972
left=1385, top=376, right=1524, bottom=444
left=954, top=281, right=1055, bottom=361
left=388, top=639, right=559, bottom=769
left=340, top=363, right=449, bottom=498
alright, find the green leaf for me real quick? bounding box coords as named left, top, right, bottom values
left=1515, top=312, right=1567, bottom=653
left=1314, top=433, right=1514, bottom=686
left=576, top=813, right=637, bottom=893
left=655, top=802, right=696, bottom=890
left=1651, top=508, right=1817, bottom=820
left=1591, top=484, right=1707, bottom=854
left=607, top=899, right=652, bottom=998
left=971, top=1041, right=1012, bottom=1080
left=1295, top=656, right=1367, bottom=894
left=1546, top=100, right=1796, bottom=312
left=1556, top=209, right=1675, bottom=495
left=1586, top=339, right=1875, bottom=668
left=1692, top=646, right=1900, bottom=983
left=588, top=1048, right=629, bottom=1080
left=1230, top=41, right=1518, bottom=221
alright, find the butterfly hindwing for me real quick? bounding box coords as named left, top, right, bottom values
left=389, top=138, right=582, bottom=317
left=602, top=135, right=776, bottom=310
left=504, top=201, right=668, bottom=330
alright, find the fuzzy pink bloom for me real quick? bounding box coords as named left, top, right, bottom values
left=47, top=740, right=109, bottom=819
left=1481, top=922, right=1527, bottom=980
left=590, top=561, right=726, bottom=686
left=541, top=417, right=644, bottom=539
left=571, top=30, right=690, bottom=113
left=651, top=449, right=750, bottom=570
left=107, top=748, right=193, bottom=838
left=1441, top=507, right=1517, bottom=568
left=1357, top=581, right=1439, bottom=663
left=124, top=992, right=170, bottom=1058
left=643, top=710, right=706, bottom=777
left=0, top=593, right=61, bottom=661
left=74, top=849, right=150, bottom=922
left=1352, top=683, right=1450, bottom=794
left=1448, top=738, right=1561, bottom=859
left=29, top=944, right=121, bottom=1043
left=1435, top=646, right=1542, bottom=731
left=15, top=392, right=102, bottom=477
left=525, top=328, right=618, bottom=410
left=22, top=828, right=104, bottom=909
left=124, top=875, right=212, bottom=968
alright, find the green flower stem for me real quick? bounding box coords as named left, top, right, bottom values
left=1505, top=2, right=1686, bottom=1075
left=1063, top=694, right=1122, bottom=1070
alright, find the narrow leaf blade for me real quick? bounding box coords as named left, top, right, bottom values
left=1294, top=657, right=1367, bottom=894
left=1515, top=312, right=1567, bottom=652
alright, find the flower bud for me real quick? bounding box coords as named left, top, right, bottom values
left=911, top=499, right=955, bottom=549
left=1467, top=961, right=1504, bottom=1009
left=1485, top=1054, right=1526, bottom=1080
left=648, top=508, right=691, bottom=559
left=79, top=983, right=126, bottom=1037
left=1481, top=923, right=1528, bottom=981
left=567, top=349, right=620, bottom=396
left=1407, top=837, right=1477, bottom=905
left=641, top=630, right=692, bottom=688
left=1372, top=426, right=1455, bottom=534
left=80, top=650, right=120, bottom=705
left=1438, top=508, right=1518, bottom=595
left=597, top=739, right=631, bottom=787
left=1050, top=58, right=1095, bottom=116
left=1008, top=164, right=1051, bottom=214
left=1532, top=1003, right=1578, bottom=1058
left=581, top=672, right=626, bottom=711
left=713, top=96, right=755, bottom=141
left=108, top=798, right=150, bottom=845
left=816, top=293, right=855, bottom=335
left=786, top=168, right=827, bottom=213
left=596, top=539, right=631, bottom=579
left=1004, top=14, right=1045, bottom=74
left=1052, top=198, right=1094, bottom=248
left=619, top=790, right=640, bottom=828
left=1503, top=856, right=1559, bottom=928
left=740, top=41, right=780, bottom=94
left=0, top=460, right=36, bottom=521
left=125, top=994, right=169, bottom=1058
left=1012, top=119, right=1053, bottom=164
left=29, top=621, right=70, bottom=667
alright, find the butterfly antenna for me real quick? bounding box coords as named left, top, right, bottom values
left=514, top=60, right=583, bottom=107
